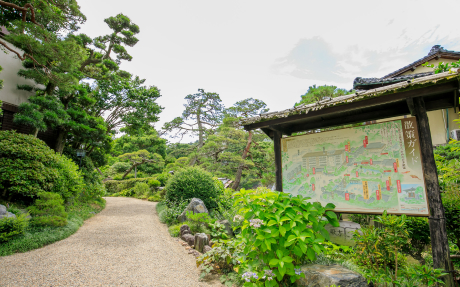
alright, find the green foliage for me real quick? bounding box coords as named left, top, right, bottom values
left=0, top=199, right=105, bottom=256
left=158, top=199, right=190, bottom=226
left=110, top=162, right=131, bottom=174
left=133, top=182, right=150, bottom=198
left=111, top=128, right=166, bottom=158
left=295, top=84, right=352, bottom=106
left=186, top=211, right=211, bottom=233
left=208, top=221, right=229, bottom=240
left=0, top=131, right=83, bottom=202
left=401, top=217, right=431, bottom=265
left=423, top=59, right=460, bottom=74
left=156, top=172, right=172, bottom=186
left=232, top=189, right=339, bottom=286
left=168, top=224, right=181, bottom=237
left=104, top=177, right=156, bottom=194
left=443, top=193, right=460, bottom=251
left=147, top=179, right=161, bottom=189
left=165, top=167, right=223, bottom=210
left=0, top=214, right=29, bottom=243
left=28, top=192, right=68, bottom=227
left=148, top=194, right=162, bottom=202
left=349, top=214, right=376, bottom=227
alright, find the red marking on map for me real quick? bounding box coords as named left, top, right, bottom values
left=356, top=171, right=359, bottom=177
left=306, top=174, right=309, bottom=177
left=345, top=145, right=348, bottom=151
left=345, top=193, right=350, bottom=201
left=313, top=168, right=315, bottom=175
left=397, top=180, right=401, bottom=193
left=393, top=162, right=398, bottom=172
left=370, top=159, right=373, bottom=165
left=381, top=153, right=388, bottom=155
left=384, top=170, right=392, bottom=172
left=363, top=140, right=367, bottom=148
left=312, top=184, right=315, bottom=191
left=410, top=175, right=421, bottom=180
left=402, top=171, right=410, bottom=174
left=386, top=180, right=390, bottom=190
left=344, top=174, right=350, bottom=176
left=361, top=161, right=369, bottom=164
left=354, top=163, right=357, bottom=165
left=365, top=136, right=368, bottom=144
left=346, top=156, right=349, bottom=163
left=376, top=190, right=381, bottom=200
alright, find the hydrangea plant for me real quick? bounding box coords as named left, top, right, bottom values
left=232, top=189, right=339, bottom=286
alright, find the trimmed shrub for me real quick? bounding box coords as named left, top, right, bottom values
left=110, top=162, right=131, bottom=174
left=148, top=179, right=161, bottom=189
left=165, top=167, right=222, bottom=210
left=0, top=131, right=83, bottom=202
left=0, top=214, right=29, bottom=242
left=28, top=192, right=68, bottom=227
left=148, top=194, right=162, bottom=202
left=104, top=177, right=156, bottom=194
left=156, top=172, right=172, bottom=186
left=133, top=182, right=150, bottom=198
left=168, top=224, right=181, bottom=237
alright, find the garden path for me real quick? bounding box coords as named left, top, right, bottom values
left=0, top=197, right=222, bottom=287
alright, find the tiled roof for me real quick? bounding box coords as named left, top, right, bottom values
left=353, top=45, right=460, bottom=90
left=383, top=45, right=460, bottom=79
left=353, top=72, right=434, bottom=90
left=241, top=70, right=460, bottom=126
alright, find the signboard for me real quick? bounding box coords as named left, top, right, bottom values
left=280, top=118, right=428, bottom=216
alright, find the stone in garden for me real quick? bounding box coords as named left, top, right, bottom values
left=182, top=233, right=195, bottom=246
left=297, top=264, right=369, bottom=287
left=0, top=204, right=6, bottom=215
left=324, top=221, right=361, bottom=247
left=180, top=224, right=190, bottom=236
left=0, top=211, right=16, bottom=219
left=203, top=245, right=212, bottom=254
left=217, top=219, right=234, bottom=237
left=177, top=198, right=208, bottom=222
left=194, top=233, right=209, bottom=253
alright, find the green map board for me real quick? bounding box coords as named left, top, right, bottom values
left=281, top=118, right=429, bottom=216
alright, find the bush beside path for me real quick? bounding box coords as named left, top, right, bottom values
left=0, top=197, right=222, bottom=287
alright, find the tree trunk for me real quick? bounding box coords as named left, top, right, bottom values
left=134, top=165, right=137, bottom=178
left=33, top=128, right=39, bottom=137
left=54, top=129, right=67, bottom=154
left=232, top=131, right=253, bottom=190
left=122, top=163, right=138, bottom=180
left=189, top=112, right=204, bottom=166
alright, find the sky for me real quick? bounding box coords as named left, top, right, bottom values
left=77, top=0, right=460, bottom=142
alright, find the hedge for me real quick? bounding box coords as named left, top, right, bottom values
left=104, top=177, right=157, bottom=194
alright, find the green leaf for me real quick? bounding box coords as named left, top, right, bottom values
left=267, top=220, right=277, bottom=226
left=287, top=234, right=296, bottom=242
left=282, top=256, right=294, bottom=263
left=325, top=211, right=336, bottom=219
left=279, top=265, right=286, bottom=277
left=307, top=248, right=316, bottom=261
left=320, top=229, right=330, bottom=241
left=279, top=225, right=286, bottom=236
left=269, top=258, right=279, bottom=266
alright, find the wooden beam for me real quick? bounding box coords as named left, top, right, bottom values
left=283, top=102, right=409, bottom=134
left=413, top=97, right=454, bottom=286
left=243, top=81, right=458, bottom=131
left=260, top=128, right=273, bottom=139
left=273, top=131, right=283, bottom=192
left=406, top=98, right=416, bottom=116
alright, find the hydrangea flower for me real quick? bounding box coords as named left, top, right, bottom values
left=263, top=269, right=274, bottom=281
left=241, top=272, right=258, bottom=282
left=249, top=219, right=263, bottom=228
left=294, top=268, right=302, bottom=276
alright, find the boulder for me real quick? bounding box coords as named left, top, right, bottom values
left=182, top=233, right=195, bottom=246
left=217, top=219, right=234, bottom=237
left=177, top=198, right=208, bottom=222
left=194, top=233, right=209, bottom=253
left=203, top=245, right=212, bottom=254
left=324, top=221, right=361, bottom=246
left=180, top=224, right=191, bottom=236
left=0, top=212, right=16, bottom=219
left=0, top=204, right=6, bottom=215
left=297, top=264, right=369, bottom=287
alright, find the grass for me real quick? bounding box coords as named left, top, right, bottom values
left=0, top=198, right=106, bottom=257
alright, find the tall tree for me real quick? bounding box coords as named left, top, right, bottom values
left=163, top=89, right=224, bottom=165
left=295, top=84, right=351, bottom=106
left=118, top=150, right=164, bottom=179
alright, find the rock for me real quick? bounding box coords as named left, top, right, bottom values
left=0, top=204, right=6, bottom=215
left=297, top=264, right=369, bottom=287
left=180, top=224, right=191, bottom=236
left=217, top=220, right=234, bottom=237
left=177, top=198, right=208, bottom=222
left=182, top=234, right=195, bottom=246
left=194, top=233, right=209, bottom=253
left=203, top=245, right=212, bottom=253
left=0, top=212, right=16, bottom=219
left=324, top=221, right=361, bottom=246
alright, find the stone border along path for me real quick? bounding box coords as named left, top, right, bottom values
left=0, top=197, right=223, bottom=287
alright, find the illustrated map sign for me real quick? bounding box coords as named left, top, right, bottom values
left=281, top=118, right=429, bottom=216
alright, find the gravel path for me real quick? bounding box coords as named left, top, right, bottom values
left=0, top=197, right=223, bottom=287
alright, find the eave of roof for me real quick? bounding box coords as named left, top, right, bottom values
left=353, top=72, right=434, bottom=90
left=382, top=45, right=460, bottom=79
left=241, top=70, right=460, bottom=127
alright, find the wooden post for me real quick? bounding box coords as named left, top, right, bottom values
left=273, top=130, right=283, bottom=192
left=413, top=97, right=454, bottom=286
